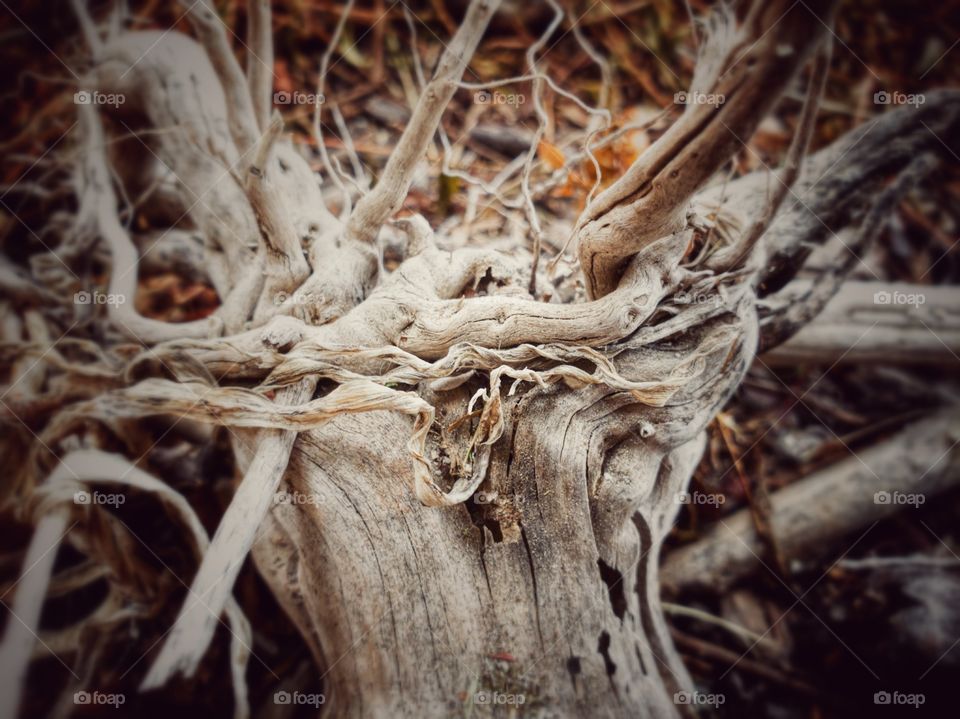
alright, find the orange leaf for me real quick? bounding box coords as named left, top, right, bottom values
left=538, top=140, right=565, bottom=171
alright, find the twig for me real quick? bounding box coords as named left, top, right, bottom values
left=570, top=17, right=611, bottom=210
left=331, top=104, right=366, bottom=188
left=671, top=629, right=820, bottom=697
left=345, top=0, right=503, bottom=246
left=522, top=0, right=562, bottom=297
left=314, top=0, right=357, bottom=217
left=662, top=601, right=772, bottom=647
left=403, top=5, right=426, bottom=88
left=838, top=556, right=960, bottom=570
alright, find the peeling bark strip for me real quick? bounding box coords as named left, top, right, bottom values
left=10, top=0, right=956, bottom=716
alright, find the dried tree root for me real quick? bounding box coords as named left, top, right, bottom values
left=0, top=509, right=70, bottom=719
left=5, top=0, right=958, bottom=716
left=140, top=379, right=312, bottom=690
left=1, top=450, right=255, bottom=719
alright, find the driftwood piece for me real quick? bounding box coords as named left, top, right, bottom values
left=661, top=409, right=960, bottom=593
left=764, top=281, right=960, bottom=365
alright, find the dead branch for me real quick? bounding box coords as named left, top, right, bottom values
left=244, top=115, right=312, bottom=321
left=0, top=509, right=70, bottom=719
left=759, top=153, right=939, bottom=350
left=733, top=90, right=960, bottom=293
left=762, top=279, right=960, bottom=365
left=661, top=409, right=960, bottom=593
left=141, top=379, right=312, bottom=690
left=178, top=0, right=261, bottom=155
left=577, top=0, right=837, bottom=299
left=705, top=39, right=832, bottom=273
left=6, top=1, right=957, bottom=716
left=246, top=0, right=273, bottom=131
left=93, top=31, right=261, bottom=283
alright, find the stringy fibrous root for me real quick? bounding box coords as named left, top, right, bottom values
left=1, top=0, right=959, bottom=716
